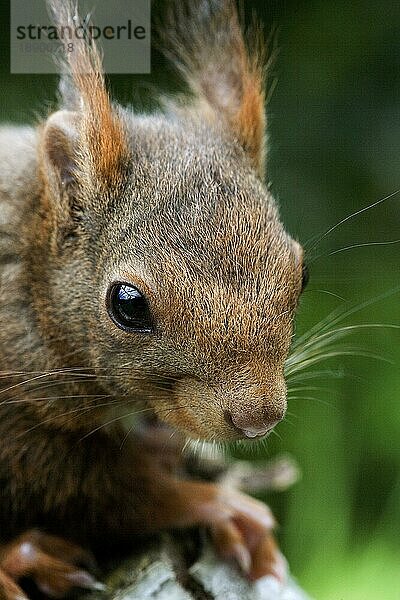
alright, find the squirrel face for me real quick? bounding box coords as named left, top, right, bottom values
left=35, top=0, right=307, bottom=441
left=99, top=119, right=304, bottom=441
left=36, top=114, right=304, bottom=441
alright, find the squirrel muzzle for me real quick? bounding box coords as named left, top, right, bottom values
left=150, top=373, right=288, bottom=442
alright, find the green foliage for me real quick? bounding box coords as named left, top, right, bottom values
left=255, top=2, right=400, bottom=597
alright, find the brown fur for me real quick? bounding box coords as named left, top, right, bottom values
left=0, top=0, right=304, bottom=583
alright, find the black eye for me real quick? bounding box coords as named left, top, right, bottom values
left=107, top=283, right=154, bottom=333
left=301, top=263, right=309, bottom=291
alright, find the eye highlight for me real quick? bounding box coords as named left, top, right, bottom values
left=107, top=283, right=154, bottom=333
left=301, top=263, right=309, bottom=291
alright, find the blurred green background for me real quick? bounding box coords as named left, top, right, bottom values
left=1, top=1, right=399, bottom=598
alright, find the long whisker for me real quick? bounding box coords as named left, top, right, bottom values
left=4, top=394, right=112, bottom=405
left=17, top=398, right=125, bottom=437
left=287, top=386, right=334, bottom=394
left=311, top=238, right=400, bottom=263
left=297, top=324, right=400, bottom=353
left=0, top=372, right=64, bottom=397
left=78, top=403, right=198, bottom=443
left=287, top=348, right=392, bottom=377
left=305, top=189, right=400, bottom=253
left=287, top=395, right=335, bottom=408
left=304, top=289, right=346, bottom=301
left=291, top=287, right=400, bottom=352
left=287, top=369, right=346, bottom=383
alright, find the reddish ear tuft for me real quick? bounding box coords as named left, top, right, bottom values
left=48, top=0, right=129, bottom=187
left=162, top=0, right=267, bottom=176
left=232, top=60, right=266, bottom=174
left=78, top=73, right=129, bottom=186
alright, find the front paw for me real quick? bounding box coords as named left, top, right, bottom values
left=0, top=530, right=105, bottom=598
left=196, top=487, right=287, bottom=582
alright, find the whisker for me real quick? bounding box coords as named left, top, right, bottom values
left=269, top=427, right=282, bottom=441
left=287, top=348, right=392, bottom=376
left=78, top=403, right=198, bottom=442
left=0, top=372, right=62, bottom=397
left=4, top=394, right=112, bottom=405
left=17, top=399, right=128, bottom=437
left=287, top=395, right=335, bottom=408
left=311, top=238, right=400, bottom=263
left=304, top=188, right=400, bottom=254
left=304, top=289, right=346, bottom=301
left=287, top=386, right=334, bottom=394
left=287, top=369, right=346, bottom=383
left=291, top=288, right=400, bottom=353
left=297, top=324, right=400, bottom=353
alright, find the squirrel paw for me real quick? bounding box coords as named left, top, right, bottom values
left=201, top=487, right=287, bottom=582
left=0, top=530, right=105, bottom=598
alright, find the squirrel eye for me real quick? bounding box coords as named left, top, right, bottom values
left=107, top=283, right=154, bottom=333
left=301, top=263, right=309, bottom=292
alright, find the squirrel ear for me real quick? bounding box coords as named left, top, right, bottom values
left=40, top=110, right=86, bottom=246
left=42, top=110, right=79, bottom=189
left=163, top=0, right=267, bottom=176
left=47, top=0, right=129, bottom=187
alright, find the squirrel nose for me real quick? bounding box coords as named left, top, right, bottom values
left=225, top=405, right=285, bottom=438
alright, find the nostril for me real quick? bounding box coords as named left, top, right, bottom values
left=224, top=409, right=253, bottom=436
left=223, top=409, right=237, bottom=430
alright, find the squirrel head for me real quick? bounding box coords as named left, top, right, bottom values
left=35, top=0, right=307, bottom=441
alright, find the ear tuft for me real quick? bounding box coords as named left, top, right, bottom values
left=161, top=0, right=268, bottom=176
left=47, top=0, right=130, bottom=186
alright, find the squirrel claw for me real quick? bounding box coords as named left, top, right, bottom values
left=247, top=534, right=288, bottom=582
left=203, top=487, right=287, bottom=582
left=66, top=570, right=107, bottom=592
left=0, top=530, right=103, bottom=598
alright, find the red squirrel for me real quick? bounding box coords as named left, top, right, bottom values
left=0, top=0, right=308, bottom=596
